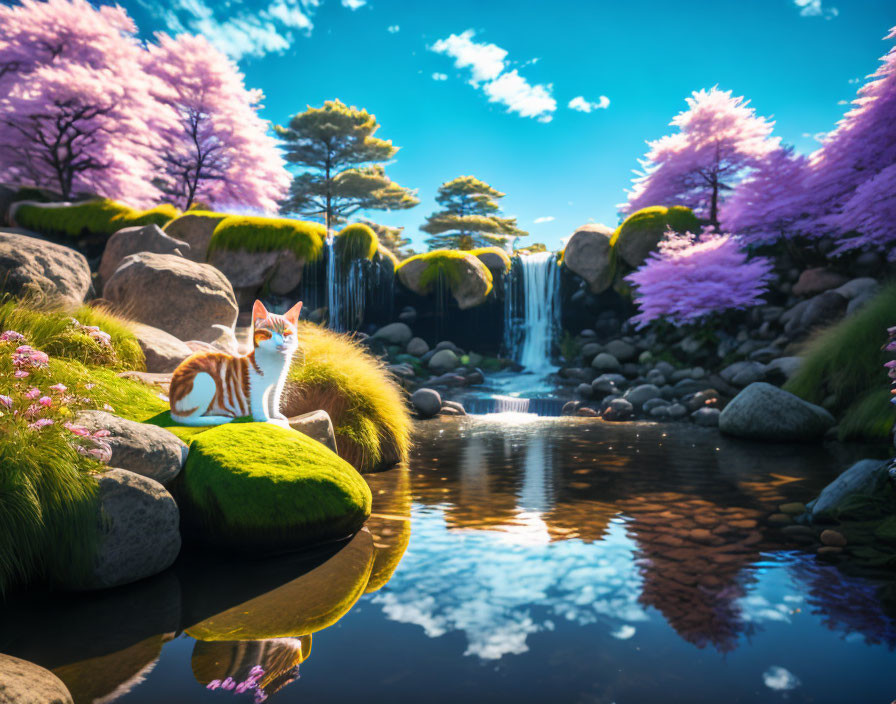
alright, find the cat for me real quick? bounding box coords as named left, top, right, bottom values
left=169, top=299, right=302, bottom=427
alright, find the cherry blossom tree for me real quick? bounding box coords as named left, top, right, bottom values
left=625, top=230, right=773, bottom=328
left=146, top=33, right=290, bottom=213
left=0, top=0, right=177, bottom=204
left=620, top=88, right=779, bottom=228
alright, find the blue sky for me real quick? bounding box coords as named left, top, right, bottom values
left=125, top=0, right=894, bottom=251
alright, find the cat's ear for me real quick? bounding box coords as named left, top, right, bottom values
left=284, top=301, right=303, bottom=325
left=252, top=300, right=268, bottom=324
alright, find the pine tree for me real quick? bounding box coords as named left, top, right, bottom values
left=358, top=219, right=415, bottom=259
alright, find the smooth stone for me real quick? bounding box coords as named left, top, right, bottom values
left=602, top=398, right=633, bottom=421
left=767, top=513, right=793, bottom=525
left=605, top=339, right=637, bottom=362
left=129, top=322, right=192, bottom=373
left=373, top=322, right=413, bottom=346
left=406, top=336, right=430, bottom=357
left=591, top=352, right=621, bottom=372
left=719, top=382, right=835, bottom=441
left=691, top=407, right=720, bottom=427
left=811, top=459, right=890, bottom=521
left=0, top=653, right=73, bottom=704
left=561, top=224, right=614, bottom=293
left=778, top=502, right=807, bottom=515
left=820, top=529, right=847, bottom=547
left=624, top=383, right=661, bottom=408
left=428, top=349, right=459, bottom=374
left=441, top=400, right=467, bottom=415
left=288, top=410, right=338, bottom=454
left=410, top=388, right=442, bottom=419
left=98, top=224, right=188, bottom=292
left=575, top=382, right=593, bottom=399
left=666, top=403, right=687, bottom=419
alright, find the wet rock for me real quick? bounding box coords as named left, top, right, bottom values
left=561, top=400, right=581, bottom=416
left=645, top=369, right=666, bottom=386
left=591, top=352, right=621, bottom=372
left=397, top=306, right=417, bottom=324
left=406, top=336, right=429, bottom=357
left=0, top=229, right=91, bottom=306
left=666, top=403, right=687, bottom=419
left=288, top=410, right=338, bottom=453
left=602, top=398, right=633, bottom=421
left=575, top=383, right=593, bottom=399
left=580, top=342, right=602, bottom=360
left=685, top=389, right=720, bottom=413
left=576, top=406, right=599, bottom=417
left=428, top=349, right=459, bottom=374
left=624, top=383, right=661, bottom=408
left=75, top=411, right=187, bottom=485
left=765, top=356, right=802, bottom=383
left=643, top=397, right=670, bottom=413
left=373, top=322, right=413, bottom=346
left=720, top=361, right=766, bottom=388
left=427, top=372, right=466, bottom=387
left=605, top=339, right=637, bottom=362
left=411, top=388, right=441, bottom=419
left=691, top=407, right=720, bottom=427
left=817, top=546, right=843, bottom=560
left=820, top=529, right=847, bottom=547
left=441, top=400, right=466, bottom=416
left=719, top=382, right=835, bottom=441
left=434, top=340, right=464, bottom=355
left=778, top=502, right=806, bottom=515
left=811, top=459, right=890, bottom=521
left=767, top=513, right=793, bottom=525
left=0, top=653, right=73, bottom=704
left=784, top=291, right=847, bottom=337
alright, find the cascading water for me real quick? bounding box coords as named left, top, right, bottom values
left=504, top=251, right=561, bottom=375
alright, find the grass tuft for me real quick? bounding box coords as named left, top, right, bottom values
left=207, top=216, right=326, bottom=263
left=284, top=322, right=411, bottom=472
left=784, top=282, right=896, bottom=441
left=14, top=200, right=179, bottom=239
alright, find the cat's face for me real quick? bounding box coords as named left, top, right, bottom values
left=252, top=300, right=302, bottom=357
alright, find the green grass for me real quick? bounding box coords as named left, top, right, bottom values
left=207, top=215, right=326, bottom=263
left=397, top=249, right=494, bottom=297
left=785, top=283, right=896, bottom=441
left=334, top=223, right=379, bottom=270
left=170, top=422, right=372, bottom=551
left=14, top=199, right=179, bottom=239
left=0, top=300, right=145, bottom=371
left=284, top=322, right=412, bottom=473
left=469, top=246, right=512, bottom=273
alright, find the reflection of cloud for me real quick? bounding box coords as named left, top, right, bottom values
left=763, top=666, right=801, bottom=691
left=373, top=513, right=647, bottom=660
left=739, top=595, right=793, bottom=624
left=610, top=625, right=636, bottom=640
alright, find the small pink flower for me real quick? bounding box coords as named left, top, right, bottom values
left=0, top=395, right=12, bottom=409
left=0, top=330, right=25, bottom=343
left=92, top=429, right=111, bottom=438
left=38, top=396, right=52, bottom=407
left=24, top=404, right=41, bottom=419
left=103, top=403, right=114, bottom=412
left=206, top=680, right=222, bottom=691
left=23, top=387, right=40, bottom=400
left=64, top=422, right=90, bottom=437
left=49, top=383, right=67, bottom=394
left=28, top=418, right=54, bottom=430
left=14, top=370, right=29, bottom=378
left=86, top=445, right=112, bottom=463
left=221, top=677, right=236, bottom=691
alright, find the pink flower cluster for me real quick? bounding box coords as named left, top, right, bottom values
left=68, top=318, right=113, bottom=348
left=625, top=231, right=773, bottom=328
left=207, top=666, right=270, bottom=702
left=886, top=326, right=896, bottom=408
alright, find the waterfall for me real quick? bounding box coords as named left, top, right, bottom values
left=504, top=252, right=561, bottom=375
left=326, top=235, right=340, bottom=331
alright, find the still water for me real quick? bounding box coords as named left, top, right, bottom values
left=2, top=417, right=895, bottom=703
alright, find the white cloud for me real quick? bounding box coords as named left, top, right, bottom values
left=432, top=73, right=448, bottom=81
left=534, top=216, right=555, bottom=224
left=801, top=131, right=828, bottom=143
left=848, top=76, right=862, bottom=84
left=610, top=625, right=636, bottom=640
left=763, top=666, right=801, bottom=691
left=483, top=70, right=556, bottom=122
left=794, top=0, right=838, bottom=18
left=431, top=30, right=507, bottom=85
left=387, top=24, right=399, bottom=33
left=341, top=0, right=366, bottom=9
left=138, top=0, right=319, bottom=60
left=568, top=95, right=610, bottom=113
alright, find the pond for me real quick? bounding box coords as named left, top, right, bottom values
left=2, top=417, right=895, bottom=703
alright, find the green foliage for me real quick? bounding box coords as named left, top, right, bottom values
left=469, top=247, right=512, bottom=273
left=359, top=219, right=414, bottom=260
left=398, top=249, right=494, bottom=297
left=207, top=215, right=326, bottom=263
left=0, top=300, right=145, bottom=371
left=422, top=176, right=527, bottom=250
left=785, top=283, right=896, bottom=441
left=276, top=100, right=418, bottom=229
left=335, top=223, right=379, bottom=269
left=173, top=422, right=372, bottom=551
left=516, top=243, right=548, bottom=255
left=14, top=199, right=179, bottom=239
left=285, top=322, right=412, bottom=472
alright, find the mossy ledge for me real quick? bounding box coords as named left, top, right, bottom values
left=469, top=246, right=512, bottom=273
left=396, top=249, right=494, bottom=296
left=334, top=223, right=379, bottom=268
left=13, top=199, right=179, bottom=239
left=170, top=422, right=372, bottom=552
left=206, top=215, right=326, bottom=263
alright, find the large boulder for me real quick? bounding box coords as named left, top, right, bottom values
left=791, top=267, right=848, bottom=297
left=719, top=382, right=835, bottom=441
left=0, top=229, right=90, bottom=305
left=103, top=252, right=238, bottom=343
left=372, top=322, right=413, bottom=346
left=97, top=225, right=189, bottom=292
left=562, top=224, right=614, bottom=293
left=76, top=411, right=187, bottom=485
left=0, top=654, right=73, bottom=704
left=55, top=469, right=181, bottom=591
left=411, top=388, right=442, bottom=418
left=129, top=322, right=192, bottom=373
left=162, top=212, right=226, bottom=262
left=207, top=247, right=304, bottom=305
left=614, top=206, right=700, bottom=269
left=397, top=253, right=491, bottom=309
left=811, top=459, right=891, bottom=522
left=174, top=422, right=372, bottom=551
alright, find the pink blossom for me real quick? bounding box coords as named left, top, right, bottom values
left=64, top=422, right=91, bottom=437
left=86, top=445, right=112, bottom=463
left=92, top=429, right=111, bottom=438
left=0, top=395, right=12, bottom=408
left=28, top=418, right=54, bottom=430
left=0, top=330, right=25, bottom=343
left=49, top=383, right=67, bottom=394
left=221, top=677, right=236, bottom=691
left=23, top=387, right=40, bottom=400
left=38, top=396, right=52, bottom=407
left=14, top=370, right=29, bottom=378
left=24, top=404, right=42, bottom=418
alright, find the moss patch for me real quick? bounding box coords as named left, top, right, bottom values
left=284, top=322, right=412, bottom=473
left=172, top=422, right=372, bottom=551
left=334, top=223, right=379, bottom=269
left=396, top=249, right=494, bottom=297
left=785, top=283, right=896, bottom=441
left=207, top=215, right=326, bottom=263
left=14, top=199, right=178, bottom=239
left=469, top=246, right=512, bottom=273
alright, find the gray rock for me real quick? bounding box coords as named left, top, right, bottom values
left=602, top=398, right=633, bottom=421
left=0, top=229, right=91, bottom=306
left=575, top=382, right=593, bottom=399
left=428, top=349, right=459, bottom=374
left=398, top=253, right=491, bottom=309
left=833, top=277, right=879, bottom=302
left=624, top=383, right=661, bottom=408
left=591, top=376, right=619, bottom=395
left=645, top=369, right=666, bottom=386
left=162, top=212, right=225, bottom=262
left=643, top=397, right=670, bottom=413
left=766, top=356, right=802, bottom=382
left=441, top=400, right=467, bottom=416
left=649, top=406, right=670, bottom=419
left=373, top=322, right=413, bottom=346
left=288, top=409, right=338, bottom=453
left=672, top=378, right=712, bottom=397
left=654, top=361, right=675, bottom=377
left=411, top=388, right=442, bottom=418
left=56, top=469, right=180, bottom=590
left=406, top=336, right=430, bottom=357
left=811, top=459, right=890, bottom=521
left=561, top=224, right=614, bottom=293
left=104, top=252, right=238, bottom=344
left=98, top=224, right=189, bottom=292
left=784, top=291, right=847, bottom=337
left=208, top=247, right=304, bottom=303
left=720, top=360, right=767, bottom=387
left=691, top=407, right=721, bottom=427
left=685, top=389, right=720, bottom=413
left=561, top=400, right=582, bottom=416
left=129, top=322, right=192, bottom=373
left=719, top=382, right=835, bottom=441
left=666, top=403, right=688, bottom=419
left=605, top=339, right=637, bottom=362
left=580, top=342, right=603, bottom=360
left=386, top=362, right=416, bottom=379
left=591, top=352, right=621, bottom=372
left=0, top=653, right=73, bottom=704
left=434, top=340, right=464, bottom=355
left=76, top=411, right=187, bottom=485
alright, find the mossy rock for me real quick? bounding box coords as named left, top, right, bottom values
left=12, top=199, right=178, bottom=240
left=185, top=529, right=374, bottom=641
left=396, top=249, right=493, bottom=309
left=611, top=205, right=700, bottom=269
left=335, top=223, right=379, bottom=270
left=173, top=422, right=372, bottom=551
left=469, top=246, right=512, bottom=274
left=207, top=215, right=325, bottom=263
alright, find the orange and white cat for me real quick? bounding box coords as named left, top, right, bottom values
left=169, top=300, right=302, bottom=427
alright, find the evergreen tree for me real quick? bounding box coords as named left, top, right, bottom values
left=358, top=219, right=415, bottom=259
left=276, top=100, right=418, bottom=231
left=421, top=176, right=527, bottom=250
